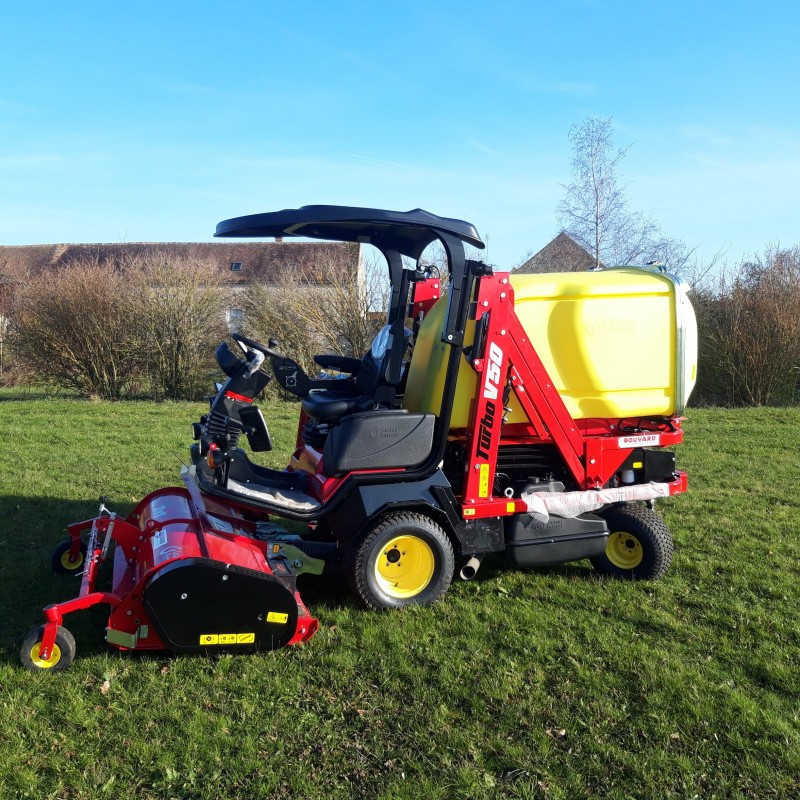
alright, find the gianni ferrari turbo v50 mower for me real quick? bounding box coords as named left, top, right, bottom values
left=21, top=206, right=696, bottom=671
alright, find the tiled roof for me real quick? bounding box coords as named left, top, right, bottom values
left=514, top=231, right=598, bottom=273
left=0, top=241, right=360, bottom=285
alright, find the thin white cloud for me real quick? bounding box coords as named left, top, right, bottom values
left=677, top=124, right=733, bottom=148
left=337, top=152, right=432, bottom=173
left=0, top=149, right=114, bottom=174
left=273, top=26, right=392, bottom=79
left=467, top=140, right=503, bottom=158
left=0, top=153, right=65, bottom=170
left=0, top=97, right=40, bottom=114
left=482, top=64, right=596, bottom=95
left=163, top=82, right=223, bottom=97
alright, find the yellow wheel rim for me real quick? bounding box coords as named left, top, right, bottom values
left=374, top=535, right=435, bottom=599
left=60, top=549, right=84, bottom=571
left=606, top=531, right=644, bottom=569
left=29, top=643, right=62, bottom=670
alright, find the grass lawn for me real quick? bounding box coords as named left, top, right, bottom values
left=0, top=398, right=798, bottom=799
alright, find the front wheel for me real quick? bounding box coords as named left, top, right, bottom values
left=591, top=505, right=673, bottom=580
left=348, top=512, right=455, bottom=610
left=51, top=539, right=88, bottom=575
left=20, top=625, right=76, bottom=672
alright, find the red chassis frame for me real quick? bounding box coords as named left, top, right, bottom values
left=414, top=273, right=687, bottom=522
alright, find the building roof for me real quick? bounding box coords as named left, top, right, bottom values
left=0, top=240, right=360, bottom=285
left=514, top=231, right=598, bottom=274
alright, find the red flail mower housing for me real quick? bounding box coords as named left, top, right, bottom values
left=21, top=206, right=696, bottom=671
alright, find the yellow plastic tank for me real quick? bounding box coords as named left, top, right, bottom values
left=403, top=268, right=697, bottom=425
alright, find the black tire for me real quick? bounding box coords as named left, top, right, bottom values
left=348, top=512, right=455, bottom=610
left=591, top=504, right=673, bottom=580
left=51, top=539, right=88, bottom=575
left=20, top=625, right=76, bottom=672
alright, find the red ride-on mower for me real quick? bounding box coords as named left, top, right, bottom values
left=21, top=206, right=696, bottom=671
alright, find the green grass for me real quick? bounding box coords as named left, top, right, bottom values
left=1, top=401, right=798, bottom=799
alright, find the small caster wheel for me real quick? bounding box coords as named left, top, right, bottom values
left=20, top=625, right=76, bottom=672
left=52, top=539, right=88, bottom=575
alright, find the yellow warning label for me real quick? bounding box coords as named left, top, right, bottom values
left=463, top=508, right=476, bottom=516
left=507, top=502, right=515, bottom=513
left=479, top=463, right=490, bottom=497
left=267, top=612, right=289, bottom=624
left=199, top=632, right=256, bottom=646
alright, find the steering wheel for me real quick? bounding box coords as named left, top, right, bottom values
left=232, top=332, right=285, bottom=360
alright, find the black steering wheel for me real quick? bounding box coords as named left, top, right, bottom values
left=232, top=332, right=285, bottom=360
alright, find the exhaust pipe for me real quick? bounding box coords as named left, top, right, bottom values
left=459, top=555, right=482, bottom=581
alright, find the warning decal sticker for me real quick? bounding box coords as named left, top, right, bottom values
left=198, top=632, right=256, bottom=646
left=479, top=463, right=490, bottom=497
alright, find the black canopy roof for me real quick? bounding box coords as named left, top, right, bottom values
left=214, top=205, right=484, bottom=260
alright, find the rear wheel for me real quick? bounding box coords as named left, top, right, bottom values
left=51, top=539, right=88, bottom=575
left=591, top=505, right=673, bottom=580
left=348, top=512, right=455, bottom=609
left=20, top=625, right=76, bottom=672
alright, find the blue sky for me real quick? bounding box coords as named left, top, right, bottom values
left=1, top=1, right=798, bottom=269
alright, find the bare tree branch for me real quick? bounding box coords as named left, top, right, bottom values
left=557, top=116, right=696, bottom=274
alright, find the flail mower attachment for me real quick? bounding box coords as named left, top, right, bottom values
left=20, top=475, right=320, bottom=671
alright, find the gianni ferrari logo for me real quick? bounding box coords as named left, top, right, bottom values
left=476, top=342, right=504, bottom=460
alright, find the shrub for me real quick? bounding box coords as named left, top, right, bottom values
left=131, top=252, right=229, bottom=400
left=10, top=259, right=143, bottom=399
left=693, top=244, right=800, bottom=406
left=9, top=252, right=230, bottom=401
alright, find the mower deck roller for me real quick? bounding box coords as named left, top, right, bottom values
left=22, top=204, right=694, bottom=670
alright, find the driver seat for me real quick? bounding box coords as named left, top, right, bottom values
left=300, top=323, right=401, bottom=424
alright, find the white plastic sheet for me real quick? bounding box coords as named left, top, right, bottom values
left=521, top=482, right=671, bottom=523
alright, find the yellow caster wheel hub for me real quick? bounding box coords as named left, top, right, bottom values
left=29, top=643, right=62, bottom=669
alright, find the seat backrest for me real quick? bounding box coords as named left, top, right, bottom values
left=355, top=321, right=405, bottom=401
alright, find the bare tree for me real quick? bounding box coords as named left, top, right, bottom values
left=290, top=248, right=385, bottom=358
left=557, top=117, right=694, bottom=272
left=243, top=247, right=388, bottom=393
